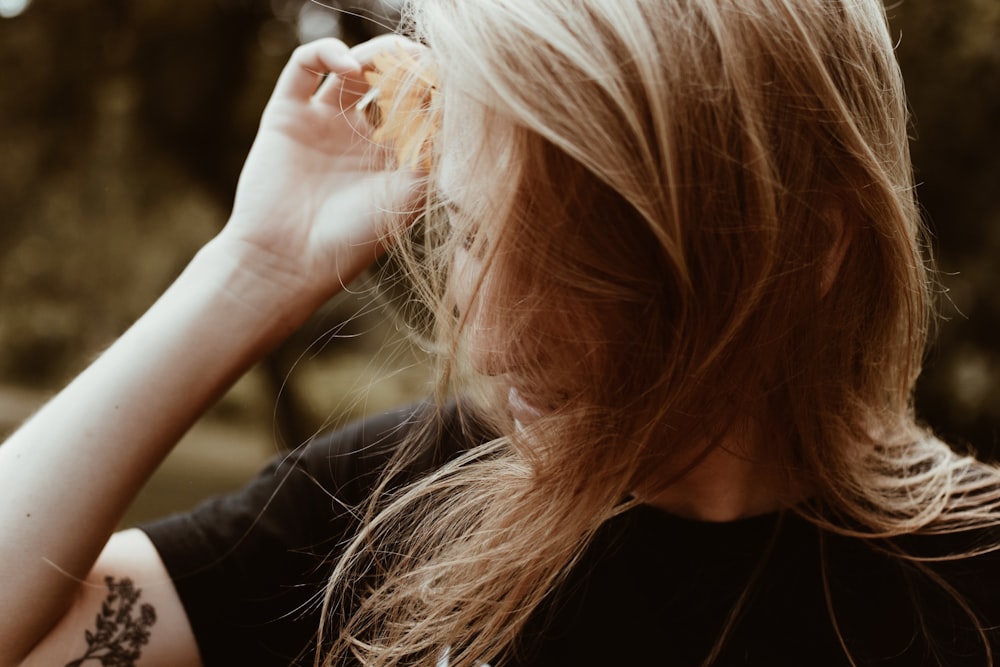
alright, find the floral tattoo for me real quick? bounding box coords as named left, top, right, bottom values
left=66, top=576, right=157, bottom=667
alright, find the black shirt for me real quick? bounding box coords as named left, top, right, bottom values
left=141, top=404, right=1000, bottom=666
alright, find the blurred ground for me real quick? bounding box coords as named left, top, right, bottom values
left=1, top=1, right=999, bottom=524
left=0, top=380, right=273, bottom=527
left=0, top=333, right=431, bottom=527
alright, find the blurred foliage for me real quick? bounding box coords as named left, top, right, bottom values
left=0, top=1, right=998, bottom=453
left=887, top=1, right=1000, bottom=455
left=0, top=0, right=410, bottom=445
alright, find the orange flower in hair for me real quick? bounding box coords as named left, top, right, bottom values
left=362, top=48, right=439, bottom=171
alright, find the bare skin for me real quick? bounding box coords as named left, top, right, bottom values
left=644, top=440, right=803, bottom=522
left=0, top=29, right=812, bottom=667
left=0, top=35, right=418, bottom=667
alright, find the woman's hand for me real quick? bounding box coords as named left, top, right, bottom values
left=221, top=36, right=422, bottom=311
left=0, top=36, right=425, bottom=664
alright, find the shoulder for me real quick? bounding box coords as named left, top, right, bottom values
left=517, top=507, right=1000, bottom=666
left=815, top=518, right=1000, bottom=665
left=136, top=399, right=491, bottom=667
left=144, top=399, right=488, bottom=550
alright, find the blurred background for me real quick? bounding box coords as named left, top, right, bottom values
left=0, top=0, right=998, bottom=525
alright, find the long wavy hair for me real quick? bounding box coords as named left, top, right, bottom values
left=319, top=1, right=1000, bottom=664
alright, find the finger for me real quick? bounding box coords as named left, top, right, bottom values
left=272, top=38, right=361, bottom=101
left=316, top=35, right=426, bottom=110
left=315, top=68, right=369, bottom=109
left=349, top=34, right=426, bottom=66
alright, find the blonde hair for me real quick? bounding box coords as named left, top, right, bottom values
left=320, top=1, right=1000, bottom=664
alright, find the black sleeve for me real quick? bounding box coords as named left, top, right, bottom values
left=140, top=402, right=476, bottom=667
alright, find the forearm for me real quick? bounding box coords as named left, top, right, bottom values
left=0, top=237, right=323, bottom=661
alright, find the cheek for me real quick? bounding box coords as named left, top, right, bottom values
left=448, top=241, right=576, bottom=390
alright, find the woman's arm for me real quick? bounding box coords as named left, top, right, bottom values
left=20, top=530, right=200, bottom=667
left=0, top=35, right=418, bottom=666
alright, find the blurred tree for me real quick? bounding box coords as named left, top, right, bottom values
left=0, top=0, right=405, bottom=447
left=888, top=1, right=1000, bottom=456
left=0, top=0, right=997, bottom=455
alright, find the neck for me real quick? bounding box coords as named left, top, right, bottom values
left=639, top=434, right=805, bottom=523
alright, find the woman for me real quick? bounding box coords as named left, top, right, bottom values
left=3, top=0, right=999, bottom=665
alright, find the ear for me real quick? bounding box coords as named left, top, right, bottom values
left=819, top=205, right=853, bottom=298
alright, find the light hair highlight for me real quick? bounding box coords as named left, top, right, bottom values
left=319, top=1, right=1000, bottom=665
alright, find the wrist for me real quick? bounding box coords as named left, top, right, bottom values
left=186, top=235, right=332, bottom=344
